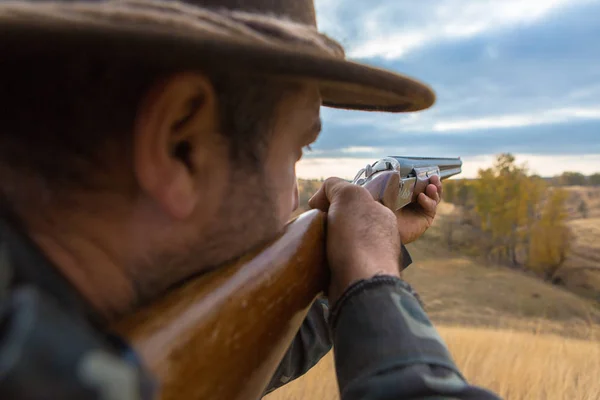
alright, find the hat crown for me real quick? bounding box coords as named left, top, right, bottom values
left=190, top=0, right=317, bottom=26
left=36, top=0, right=317, bottom=26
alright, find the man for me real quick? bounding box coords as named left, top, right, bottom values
left=0, top=0, right=500, bottom=399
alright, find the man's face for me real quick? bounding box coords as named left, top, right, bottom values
left=131, top=79, right=322, bottom=301
left=262, top=84, right=322, bottom=225
left=201, top=82, right=322, bottom=262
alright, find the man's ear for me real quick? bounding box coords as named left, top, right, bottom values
left=133, top=72, right=223, bottom=220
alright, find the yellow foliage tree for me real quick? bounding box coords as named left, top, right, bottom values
left=528, top=188, right=571, bottom=280
left=473, top=154, right=546, bottom=265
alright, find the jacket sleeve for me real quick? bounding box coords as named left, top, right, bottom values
left=329, top=276, right=502, bottom=400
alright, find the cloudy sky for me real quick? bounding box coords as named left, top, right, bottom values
left=297, top=0, right=600, bottom=179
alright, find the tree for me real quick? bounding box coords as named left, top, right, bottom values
left=471, top=154, right=545, bottom=266
left=456, top=181, right=473, bottom=207
left=557, top=171, right=587, bottom=186
left=528, top=188, right=571, bottom=280
left=589, top=173, right=600, bottom=186
left=442, top=179, right=474, bottom=207
left=432, top=154, right=573, bottom=279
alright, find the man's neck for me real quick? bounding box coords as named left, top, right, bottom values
left=27, top=215, right=137, bottom=323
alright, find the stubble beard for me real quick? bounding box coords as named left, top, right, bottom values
left=131, top=166, right=281, bottom=308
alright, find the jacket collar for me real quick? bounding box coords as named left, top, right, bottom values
left=0, top=213, right=105, bottom=329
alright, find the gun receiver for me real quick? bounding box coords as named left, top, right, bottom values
left=353, top=156, right=462, bottom=210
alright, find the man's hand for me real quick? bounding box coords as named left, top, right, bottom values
left=308, top=178, right=401, bottom=306
left=396, top=174, right=442, bottom=244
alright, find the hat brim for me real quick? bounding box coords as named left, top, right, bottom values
left=0, top=18, right=435, bottom=113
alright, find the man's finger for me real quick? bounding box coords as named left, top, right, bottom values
left=417, top=192, right=438, bottom=215
left=308, top=185, right=329, bottom=211
left=430, top=175, right=443, bottom=201
left=425, top=183, right=440, bottom=204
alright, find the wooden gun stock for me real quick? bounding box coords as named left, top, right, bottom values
left=112, top=210, right=328, bottom=400
left=111, top=171, right=401, bottom=400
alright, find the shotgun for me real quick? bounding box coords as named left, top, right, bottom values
left=111, top=156, right=462, bottom=400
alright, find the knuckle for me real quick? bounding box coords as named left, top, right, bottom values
left=324, top=177, right=343, bottom=186
left=338, top=184, right=371, bottom=202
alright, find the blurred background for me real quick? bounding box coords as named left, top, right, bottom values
left=270, top=1, right=600, bottom=399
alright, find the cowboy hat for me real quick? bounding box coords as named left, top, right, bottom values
left=0, top=0, right=435, bottom=112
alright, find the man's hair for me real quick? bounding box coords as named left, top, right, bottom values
left=0, top=53, right=298, bottom=214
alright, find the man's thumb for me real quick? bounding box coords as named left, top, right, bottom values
left=308, top=177, right=347, bottom=211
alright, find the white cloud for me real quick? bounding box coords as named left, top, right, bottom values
left=432, top=106, right=600, bottom=132
left=323, top=105, right=600, bottom=134
left=315, top=0, right=595, bottom=60
left=349, top=32, right=428, bottom=60
left=339, top=146, right=380, bottom=154
left=297, top=154, right=600, bottom=180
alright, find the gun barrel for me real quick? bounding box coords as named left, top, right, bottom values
left=387, top=156, right=462, bottom=180
left=439, top=167, right=462, bottom=180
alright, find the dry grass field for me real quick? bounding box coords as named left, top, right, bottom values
left=559, top=216, right=600, bottom=301
left=567, top=217, right=600, bottom=267
left=564, top=186, right=600, bottom=220
left=553, top=187, right=600, bottom=301
left=265, top=326, right=600, bottom=400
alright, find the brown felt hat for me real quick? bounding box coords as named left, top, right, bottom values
left=0, top=0, right=435, bottom=113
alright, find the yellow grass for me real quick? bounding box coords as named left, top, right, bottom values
left=443, top=326, right=600, bottom=400
left=566, top=217, right=600, bottom=268
left=266, top=325, right=600, bottom=400
left=564, top=186, right=600, bottom=219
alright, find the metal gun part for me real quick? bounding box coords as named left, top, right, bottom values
left=352, top=156, right=462, bottom=211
